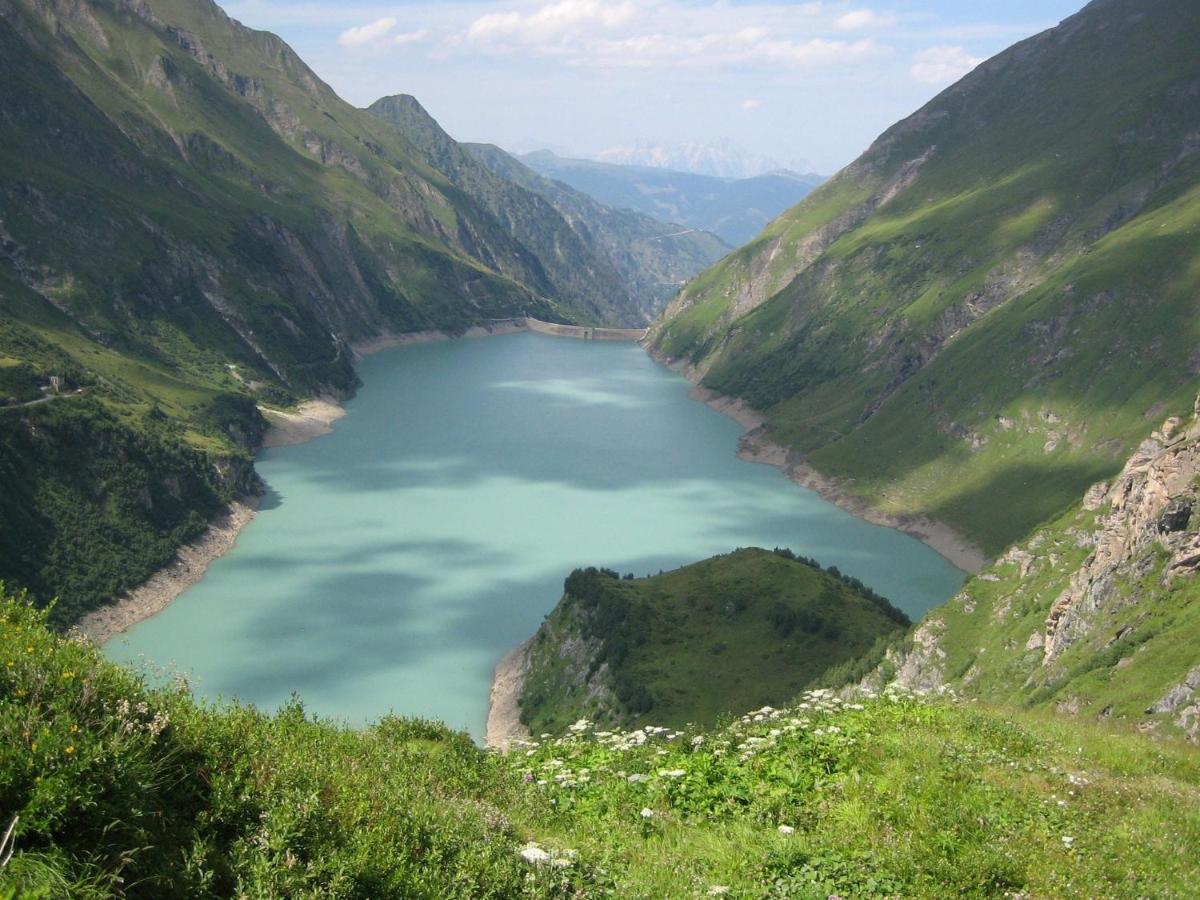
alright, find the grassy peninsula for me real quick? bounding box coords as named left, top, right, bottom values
left=518, top=549, right=910, bottom=735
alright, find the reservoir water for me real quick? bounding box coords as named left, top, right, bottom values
left=106, top=332, right=964, bottom=737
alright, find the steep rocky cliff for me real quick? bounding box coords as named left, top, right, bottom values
left=877, top=397, right=1200, bottom=741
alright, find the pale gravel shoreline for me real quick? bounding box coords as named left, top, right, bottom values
left=646, top=347, right=988, bottom=576
left=259, top=398, right=347, bottom=449
left=351, top=320, right=528, bottom=359
left=485, top=638, right=533, bottom=750
left=73, top=498, right=261, bottom=645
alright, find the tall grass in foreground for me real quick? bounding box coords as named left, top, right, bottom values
left=2, top=589, right=1198, bottom=897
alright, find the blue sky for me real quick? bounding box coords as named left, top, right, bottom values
left=223, top=0, right=1087, bottom=173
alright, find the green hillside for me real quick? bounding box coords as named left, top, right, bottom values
left=650, top=0, right=1200, bottom=558
left=4, top=590, right=1199, bottom=898
left=872, top=402, right=1200, bottom=743
left=518, top=549, right=910, bottom=734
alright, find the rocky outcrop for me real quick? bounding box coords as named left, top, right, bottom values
left=888, top=618, right=948, bottom=695
left=878, top=397, right=1200, bottom=741
left=1042, top=408, right=1200, bottom=663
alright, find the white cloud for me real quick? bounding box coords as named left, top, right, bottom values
left=394, top=29, right=431, bottom=46
left=909, top=45, right=984, bottom=84
left=338, top=16, right=397, bottom=47
left=583, top=32, right=878, bottom=69
left=467, top=0, right=636, bottom=44
left=741, top=98, right=763, bottom=111
left=833, top=9, right=897, bottom=31
left=459, top=1, right=881, bottom=70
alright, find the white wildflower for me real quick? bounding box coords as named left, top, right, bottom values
left=519, top=844, right=551, bottom=865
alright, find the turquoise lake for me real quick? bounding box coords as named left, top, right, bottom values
left=106, top=332, right=964, bottom=737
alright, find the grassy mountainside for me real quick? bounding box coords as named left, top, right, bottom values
left=369, top=96, right=727, bottom=325
left=521, top=150, right=824, bottom=246
left=4, top=591, right=1199, bottom=898
left=464, top=142, right=729, bottom=321
left=650, top=0, right=1200, bottom=557
left=518, top=549, right=910, bottom=735
left=875, top=401, right=1200, bottom=743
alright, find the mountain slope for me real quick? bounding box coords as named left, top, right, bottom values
left=465, top=141, right=729, bottom=320
left=876, top=400, right=1200, bottom=743
left=521, top=150, right=824, bottom=245
left=518, top=549, right=909, bottom=734
left=369, top=95, right=650, bottom=326
left=650, top=0, right=1200, bottom=558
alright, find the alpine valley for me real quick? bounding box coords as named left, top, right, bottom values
left=3, top=0, right=1200, bottom=897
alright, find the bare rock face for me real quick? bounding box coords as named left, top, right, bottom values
left=889, top=618, right=948, bottom=694
left=1042, top=410, right=1200, bottom=664
left=1149, top=667, right=1200, bottom=742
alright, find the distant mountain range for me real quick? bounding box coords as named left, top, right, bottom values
left=520, top=150, right=825, bottom=246
left=592, top=139, right=811, bottom=180
left=367, top=96, right=728, bottom=326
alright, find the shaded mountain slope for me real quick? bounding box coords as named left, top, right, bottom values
left=369, top=94, right=649, bottom=326
left=650, top=0, right=1200, bottom=557
left=464, top=141, right=729, bottom=321
left=2, top=0, right=700, bottom=622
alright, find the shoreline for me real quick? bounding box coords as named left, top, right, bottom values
left=259, top=398, right=348, bottom=449
left=485, top=638, right=533, bottom=751
left=647, top=347, right=988, bottom=575
left=73, top=497, right=261, bottom=645
left=350, top=320, right=528, bottom=360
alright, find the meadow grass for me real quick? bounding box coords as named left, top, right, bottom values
left=3, top=590, right=1198, bottom=897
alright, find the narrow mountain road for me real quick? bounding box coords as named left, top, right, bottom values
left=0, top=388, right=85, bottom=411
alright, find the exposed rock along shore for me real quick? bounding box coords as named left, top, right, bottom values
left=72, top=498, right=261, bottom=645
left=486, top=639, right=533, bottom=750
left=351, top=317, right=646, bottom=359
left=644, top=346, right=988, bottom=575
